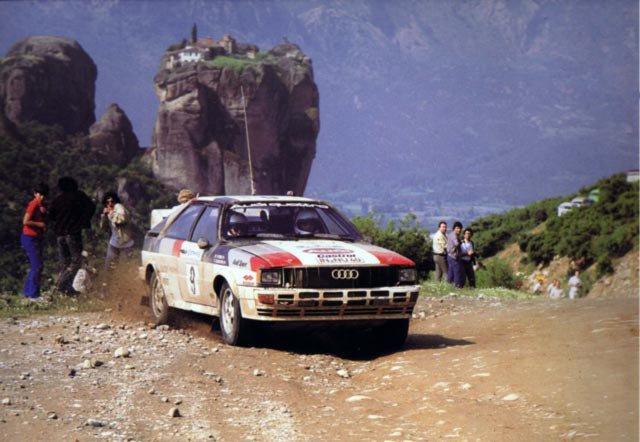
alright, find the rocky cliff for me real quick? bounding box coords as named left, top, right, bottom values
left=0, top=36, right=97, bottom=135
left=89, top=103, right=140, bottom=167
left=150, top=36, right=319, bottom=196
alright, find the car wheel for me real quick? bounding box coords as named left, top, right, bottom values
left=149, top=271, right=171, bottom=325
left=376, top=319, right=409, bottom=352
left=219, top=283, right=251, bottom=346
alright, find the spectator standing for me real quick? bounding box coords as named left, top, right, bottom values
left=100, top=192, right=134, bottom=270
left=460, top=228, right=476, bottom=288
left=432, top=221, right=448, bottom=282
left=48, top=177, right=96, bottom=295
left=446, top=221, right=464, bottom=288
left=568, top=270, right=582, bottom=300
left=20, top=183, right=49, bottom=301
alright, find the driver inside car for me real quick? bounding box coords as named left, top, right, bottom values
left=294, top=208, right=323, bottom=235
left=226, top=211, right=248, bottom=237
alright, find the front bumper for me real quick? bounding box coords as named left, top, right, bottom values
left=237, top=285, right=420, bottom=321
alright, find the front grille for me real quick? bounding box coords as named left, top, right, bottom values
left=255, top=289, right=415, bottom=318
left=257, top=305, right=413, bottom=318
left=282, top=266, right=401, bottom=289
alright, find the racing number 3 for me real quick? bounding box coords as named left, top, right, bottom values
left=187, top=265, right=199, bottom=296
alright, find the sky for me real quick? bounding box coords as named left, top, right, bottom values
left=1, top=0, right=638, bottom=208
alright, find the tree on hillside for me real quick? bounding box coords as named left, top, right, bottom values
left=191, top=23, right=198, bottom=44
left=351, top=212, right=432, bottom=277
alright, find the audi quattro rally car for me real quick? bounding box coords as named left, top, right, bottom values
left=140, top=195, right=420, bottom=347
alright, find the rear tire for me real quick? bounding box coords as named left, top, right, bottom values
left=149, top=271, right=172, bottom=325
left=219, top=283, right=252, bottom=346
left=376, top=319, right=409, bottom=352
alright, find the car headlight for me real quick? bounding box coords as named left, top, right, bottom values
left=260, top=269, right=281, bottom=286
left=398, top=268, right=417, bottom=283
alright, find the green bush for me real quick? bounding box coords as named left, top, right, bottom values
left=471, top=174, right=638, bottom=268
left=469, top=198, right=560, bottom=259
left=476, top=258, right=518, bottom=289
left=596, top=257, right=614, bottom=277
left=351, top=212, right=432, bottom=278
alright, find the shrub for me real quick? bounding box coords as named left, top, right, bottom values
left=596, top=257, right=614, bottom=277
left=471, top=174, right=638, bottom=269
left=352, top=212, right=432, bottom=278
left=476, top=258, right=518, bottom=289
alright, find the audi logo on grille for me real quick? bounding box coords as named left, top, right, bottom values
left=331, top=269, right=360, bottom=280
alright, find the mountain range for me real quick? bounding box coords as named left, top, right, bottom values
left=0, top=0, right=637, bottom=207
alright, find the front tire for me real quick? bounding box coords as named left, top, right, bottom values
left=149, top=271, right=172, bottom=325
left=219, top=283, right=252, bottom=346
left=376, top=319, right=409, bottom=352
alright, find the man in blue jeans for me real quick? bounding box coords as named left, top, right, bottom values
left=446, top=221, right=465, bottom=288
left=48, top=177, right=95, bottom=295
left=20, top=183, right=49, bottom=300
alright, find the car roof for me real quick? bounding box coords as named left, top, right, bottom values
left=195, top=195, right=319, bottom=204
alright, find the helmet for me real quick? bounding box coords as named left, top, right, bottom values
left=227, top=211, right=248, bottom=237
left=294, top=208, right=322, bottom=235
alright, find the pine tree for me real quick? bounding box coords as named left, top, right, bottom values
left=191, top=23, right=198, bottom=44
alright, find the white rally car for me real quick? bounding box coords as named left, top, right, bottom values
left=140, top=195, right=420, bottom=347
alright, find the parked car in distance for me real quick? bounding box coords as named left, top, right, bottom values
left=140, top=195, right=420, bottom=349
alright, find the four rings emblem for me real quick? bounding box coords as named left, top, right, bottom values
left=331, top=269, right=360, bottom=280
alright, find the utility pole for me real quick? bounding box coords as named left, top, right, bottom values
left=241, top=85, right=256, bottom=195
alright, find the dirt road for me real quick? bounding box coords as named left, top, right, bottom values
left=0, top=295, right=637, bottom=441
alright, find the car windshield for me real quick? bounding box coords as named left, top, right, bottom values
left=222, top=202, right=361, bottom=241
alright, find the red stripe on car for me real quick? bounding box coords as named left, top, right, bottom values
left=250, top=252, right=302, bottom=270
left=365, top=248, right=415, bottom=266
left=172, top=239, right=184, bottom=257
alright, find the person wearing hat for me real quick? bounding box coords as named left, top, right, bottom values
left=20, top=182, right=49, bottom=301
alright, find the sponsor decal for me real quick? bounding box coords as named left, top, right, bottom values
left=232, top=259, right=248, bottom=268
left=213, top=254, right=227, bottom=265
left=302, top=247, right=364, bottom=264
left=302, top=248, right=349, bottom=254
left=243, top=274, right=254, bottom=281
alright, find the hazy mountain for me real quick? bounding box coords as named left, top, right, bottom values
left=0, top=0, right=637, bottom=206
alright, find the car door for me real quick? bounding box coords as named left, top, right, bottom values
left=179, top=205, right=220, bottom=305
left=160, top=204, right=205, bottom=302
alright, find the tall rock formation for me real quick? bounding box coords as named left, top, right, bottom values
left=150, top=36, right=319, bottom=196
left=89, top=103, right=140, bottom=166
left=0, top=36, right=97, bottom=134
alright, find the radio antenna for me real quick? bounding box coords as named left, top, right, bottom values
left=241, top=85, right=256, bottom=195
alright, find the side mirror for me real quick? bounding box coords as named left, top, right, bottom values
left=196, top=237, right=211, bottom=249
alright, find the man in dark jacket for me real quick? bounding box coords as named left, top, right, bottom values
left=446, top=221, right=464, bottom=288
left=48, top=177, right=96, bottom=295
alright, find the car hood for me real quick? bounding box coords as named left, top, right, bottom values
left=230, top=239, right=415, bottom=268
